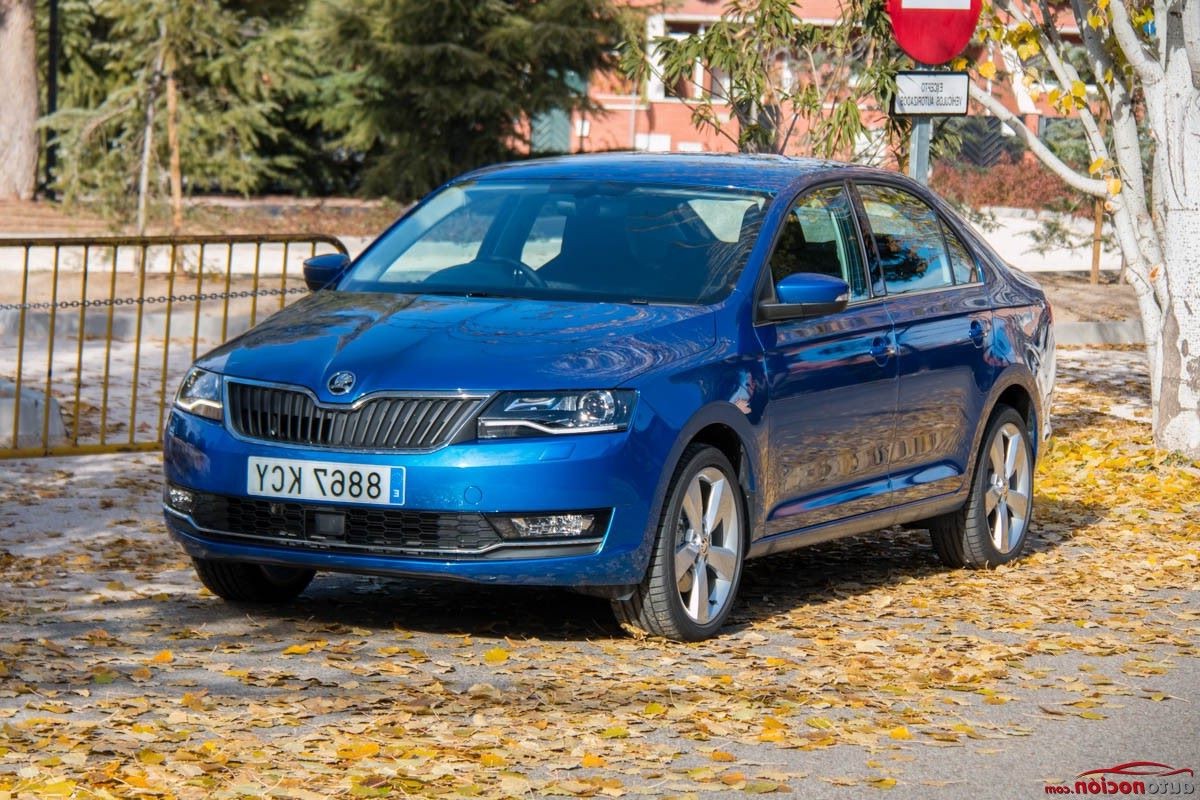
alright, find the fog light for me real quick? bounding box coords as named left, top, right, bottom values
left=489, top=511, right=609, bottom=540
left=165, top=486, right=195, bottom=514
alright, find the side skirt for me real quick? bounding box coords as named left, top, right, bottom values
left=746, top=491, right=964, bottom=559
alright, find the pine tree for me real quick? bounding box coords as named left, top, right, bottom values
left=308, top=0, right=622, bottom=200
left=44, top=0, right=301, bottom=226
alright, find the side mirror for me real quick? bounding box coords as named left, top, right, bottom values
left=303, top=252, right=351, bottom=291
left=759, top=273, right=850, bottom=322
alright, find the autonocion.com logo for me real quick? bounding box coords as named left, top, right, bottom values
left=1045, top=762, right=1195, bottom=795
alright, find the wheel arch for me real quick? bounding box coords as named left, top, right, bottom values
left=645, top=403, right=764, bottom=560
left=974, top=366, right=1043, bottom=475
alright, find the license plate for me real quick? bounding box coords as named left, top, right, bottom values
left=247, top=457, right=405, bottom=506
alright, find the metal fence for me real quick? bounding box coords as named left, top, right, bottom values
left=1, top=234, right=348, bottom=458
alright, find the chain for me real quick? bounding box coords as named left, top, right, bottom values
left=0, top=286, right=309, bottom=312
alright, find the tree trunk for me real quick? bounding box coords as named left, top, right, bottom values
left=135, top=95, right=157, bottom=238
left=0, top=0, right=39, bottom=200
left=135, top=49, right=165, bottom=238
left=166, top=68, right=183, bottom=235
left=1142, top=45, right=1200, bottom=457
left=1153, top=208, right=1200, bottom=455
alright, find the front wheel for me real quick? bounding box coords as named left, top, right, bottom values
left=613, top=444, right=746, bottom=640
left=930, top=406, right=1034, bottom=568
left=192, top=558, right=315, bottom=603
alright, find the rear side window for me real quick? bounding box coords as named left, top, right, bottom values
left=858, top=184, right=953, bottom=295
left=942, top=221, right=980, bottom=284
left=769, top=185, right=870, bottom=301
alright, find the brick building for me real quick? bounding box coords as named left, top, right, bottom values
left=536, top=0, right=1067, bottom=162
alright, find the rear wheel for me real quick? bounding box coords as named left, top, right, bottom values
left=930, top=406, right=1034, bottom=568
left=192, top=558, right=314, bottom=603
left=613, top=444, right=745, bottom=641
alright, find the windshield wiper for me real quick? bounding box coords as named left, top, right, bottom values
left=415, top=288, right=520, bottom=299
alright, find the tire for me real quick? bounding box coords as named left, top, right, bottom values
left=192, top=557, right=315, bottom=603
left=930, top=406, right=1034, bottom=568
left=613, top=444, right=746, bottom=641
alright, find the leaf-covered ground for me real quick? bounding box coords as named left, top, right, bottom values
left=0, top=346, right=1196, bottom=799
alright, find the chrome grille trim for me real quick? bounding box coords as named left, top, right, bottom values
left=225, top=379, right=487, bottom=452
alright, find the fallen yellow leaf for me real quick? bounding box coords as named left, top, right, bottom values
left=720, top=771, right=747, bottom=786
left=337, top=742, right=381, bottom=760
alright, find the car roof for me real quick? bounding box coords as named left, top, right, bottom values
left=458, top=152, right=897, bottom=194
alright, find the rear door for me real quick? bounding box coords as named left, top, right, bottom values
left=755, top=183, right=899, bottom=534
left=853, top=183, right=994, bottom=505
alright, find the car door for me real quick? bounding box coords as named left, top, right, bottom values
left=755, top=183, right=899, bottom=535
left=853, top=183, right=994, bottom=505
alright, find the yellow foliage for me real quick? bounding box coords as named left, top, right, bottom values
left=482, top=647, right=509, bottom=665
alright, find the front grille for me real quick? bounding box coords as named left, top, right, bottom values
left=227, top=381, right=481, bottom=450
left=190, top=493, right=503, bottom=555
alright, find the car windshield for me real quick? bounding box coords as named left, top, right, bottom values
left=339, top=180, right=771, bottom=304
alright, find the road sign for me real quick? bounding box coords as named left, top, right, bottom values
left=893, top=72, right=970, bottom=115
left=886, top=0, right=982, bottom=65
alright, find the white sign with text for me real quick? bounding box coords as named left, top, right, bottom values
left=894, top=72, right=970, bottom=116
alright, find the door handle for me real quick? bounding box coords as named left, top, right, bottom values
left=870, top=336, right=897, bottom=362
left=969, top=319, right=987, bottom=348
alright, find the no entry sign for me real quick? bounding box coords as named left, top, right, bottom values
left=886, top=0, right=983, bottom=66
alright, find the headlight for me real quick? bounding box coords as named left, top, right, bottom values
left=174, top=367, right=223, bottom=421
left=477, top=390, right=635, bottom=438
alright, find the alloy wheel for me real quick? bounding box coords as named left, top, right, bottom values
left=674, top=467, right=741, bottom=624
left=984, top=422, right=1032, bottom=553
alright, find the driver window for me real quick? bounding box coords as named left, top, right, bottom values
left=379, top=191, right=506, bottom=282
left=769, top=185, right=869, bottom=301
left=521, top=200, right=568, bottom=268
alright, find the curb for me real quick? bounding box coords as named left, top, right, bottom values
left=0, top=378, right=67, bottom=449
left=1054, top=320, right=1144, bottom=346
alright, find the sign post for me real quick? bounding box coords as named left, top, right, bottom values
left=909, top=119, right=931, bottom=185
left=886, top=0, right=981, bottom=185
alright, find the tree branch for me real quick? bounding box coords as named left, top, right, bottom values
left=1068, top=0, right=1162, bottom=282
left=1109, top=0, right=1165, bottom=86
left=1066, top=0, right=1116, bottom=102
left=998, top=0, right=1110, bottom=162
left=638, top=54, right=745, bottom=152
left=967, top=82, right=1107, bottom=196
left=1179, top=0, right=1200, bottom=89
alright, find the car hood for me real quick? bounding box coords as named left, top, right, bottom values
left=197, top=291, right=716, bottom=398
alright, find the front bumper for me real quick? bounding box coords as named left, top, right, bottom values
left=162, top=409, right=664, bottom=586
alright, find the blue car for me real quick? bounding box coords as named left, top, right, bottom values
left=163, top=154, right=1055, bottom=640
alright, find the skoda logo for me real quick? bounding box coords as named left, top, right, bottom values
left=327, top=371, right=356, bottom=395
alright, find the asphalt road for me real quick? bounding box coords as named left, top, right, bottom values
left=0, top=347, right=1195, bottom=799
